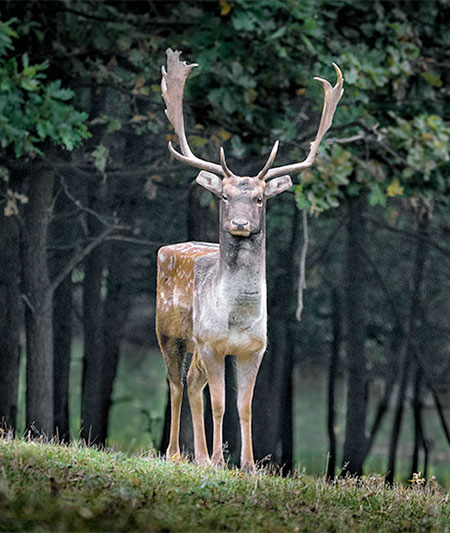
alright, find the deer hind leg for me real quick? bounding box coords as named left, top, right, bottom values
left=159, top=335, right=187, bottom=459
left=236, top=351, right=265, bottom=473
left=187, top=352, right=209, bottom=465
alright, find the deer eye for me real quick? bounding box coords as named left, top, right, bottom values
left=256, top=196, right=263, bottom=205
left=222, top=193, right=229, bottom=202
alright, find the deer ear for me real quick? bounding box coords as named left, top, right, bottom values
left=264, top=175, right=292, bottom=199
left=196, top=171, right=223, bottom=196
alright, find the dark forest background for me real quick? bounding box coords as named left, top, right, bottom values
left=0, top=0, right=449, bottom=485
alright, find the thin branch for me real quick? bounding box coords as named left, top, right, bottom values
left=366, top=216, right=450, bottom=261
left=412, top=340, right=450, bottom=447
left=53, top=7, right=125, bottom=23
left=21, top=293, right=35, bottom=314
left=44, top=157, right=128, bottom=231
left=359, top=244, right=404, bottom=331
left=296, top=209, right=309, bottom=321
left=47, top=227, right=115, bottom=302
left=325, top=132, right=366, bottom=145
left=308, top=209, right=352, bottom=269
left=104, top=235, right=162, bottom=247
left=364, top=373, right=396, bottom=460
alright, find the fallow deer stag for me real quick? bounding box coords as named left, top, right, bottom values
left=156, top=48, right=343, bottom=471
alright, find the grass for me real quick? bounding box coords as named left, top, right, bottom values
left=0, top=437, right=449, bottom=532
left=13, top=341, right=450, bottom=488
left=14, top=338, right=450, bottom=487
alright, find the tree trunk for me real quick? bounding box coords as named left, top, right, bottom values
left=53, top=274, right=72, bottom=441
left=410, top=363, right=425, bottom=480
left=159, top=387, right=171, bottom=454
left=100, top=241, right=131, bottom=443
left=253, top=203, right=299, bottom=468
left=22, top=165, right=55, bottom=437
left=223, top=355, right=240, bottom=464
left=0, top=214, right=22, bottom=431
left=51, top=193, right=74, bottom=442
left=342, top=194, right=367, bottom=477
left=386, top=212, right=429, bottom=485
left=279, top=342, right=294, bottom=474
left=362, top=326, right=401, bottom=462
left=80, top=181, right=106, bottom=445
left=327, top=288, right=341, bottom=479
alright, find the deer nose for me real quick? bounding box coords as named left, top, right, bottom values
left=231, top=218, right=249, bottom=231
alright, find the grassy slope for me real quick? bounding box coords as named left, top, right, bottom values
left=0, top=439, right=448, bottom=532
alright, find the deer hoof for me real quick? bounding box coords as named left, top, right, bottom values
left=240, top=461, right=256, bottom=474
left=194, top=455, right=210, bottom=467
left=211, top=453, right=225, bottom=469
left=166, top=447, right=182, bottom=462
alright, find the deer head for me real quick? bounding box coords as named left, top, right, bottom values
left=161, top=48, right=344, bottom=237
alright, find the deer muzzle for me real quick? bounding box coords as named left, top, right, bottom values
left=230, top=217, right=251, bottom=237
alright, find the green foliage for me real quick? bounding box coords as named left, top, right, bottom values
left=0, top=18, right=90, bottom=157
left=0, top=438, right=448, bottom=532
left=289, top=1, right=449, bottom=212
left=382, top=114, right=450, bottom=199
left=91, top=144, right=109, bottom=175
left=153, top=0, right=448, bottom=213
left=296, top=145, right=354, bottom=214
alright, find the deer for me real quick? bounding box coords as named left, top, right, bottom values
left=156, top=48, right=343, bottom=472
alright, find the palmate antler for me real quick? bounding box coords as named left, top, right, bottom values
left=161, top=49, right=224, bottom=175
left=263, top=64, right=344, bottom=180
left=161, top=48, right=344, bottom=181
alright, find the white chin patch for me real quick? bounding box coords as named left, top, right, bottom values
left=230, top=229, right=251, bottom=237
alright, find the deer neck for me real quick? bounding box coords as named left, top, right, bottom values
left=217, top=213, right=266, bottom=327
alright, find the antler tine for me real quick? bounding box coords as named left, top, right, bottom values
left=255, top=140, right=280, bottom=181
left=220, top=147, right=233, bottom=177
left=264, top=63, right=344, bottom=181
left=161, top=48, right=223, bottom=175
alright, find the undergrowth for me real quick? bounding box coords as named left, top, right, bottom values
left=0, top=436, right=448, bottom=532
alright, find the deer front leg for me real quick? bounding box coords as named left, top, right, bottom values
left=202, top=349, right=226, bottom=468
left=236, top=351, right=264, bottom=472
left=187, top=352, right=209, bottom=466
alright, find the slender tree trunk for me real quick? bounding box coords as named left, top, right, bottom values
left=159, top=387, right=171, bottom=453
left=253, top=203, right=299, bottom=469
left=0, top=214, right=22, bottom=431
left=362, top=326, right=401, bottom=462
left=342, top=194, right=367, bottom=477
left=204, top=384, right=213, bottom=455
left=279, top=207, right=301, bottom=474
left=23, top=165, right=55, bottom=436
left=100, top=242, right=131, bottom=442
left=252, top=349, right=280, bottom=464
left=53, top=274, right=72, bottom=441
left=224, top=355, right=240, bottom=464
left=410, top=363, right=424, bottom=479
left=386, top=212, right=429, bottom=485
left=179, top=357, right=194, bottom=455
left=80, top=180, right=105, bottom=445
left=279, top=341, right=294, bottom=474
left=51, top=193, right=74, bottom=442
left=327, top=288, right=341, bottom=479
